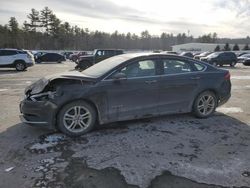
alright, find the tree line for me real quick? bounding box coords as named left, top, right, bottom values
left=0, top=7, right=250, bottom=51
left=214, top=43, right=249, bottom=52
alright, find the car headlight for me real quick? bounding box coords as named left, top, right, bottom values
left=25, top=77, right=49, bottom=95
left=30, top=91, right=56, bottom=102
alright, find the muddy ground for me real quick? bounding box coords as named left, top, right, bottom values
left=0, top=61, right=249, bottom=188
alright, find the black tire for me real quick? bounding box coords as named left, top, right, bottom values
left=193, top=91, right=217, bottom=118
left=57, top=100, right=97, bottom=137
left=57, top=61, right=62, bottom=63
left=230, top=61, right=236, bottom=67
left=36, top=59, right=41, bottom=64
left=15, top=61, right=26, bottom=71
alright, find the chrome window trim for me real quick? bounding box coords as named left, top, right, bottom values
left=101, top=58, right=207, bottom=82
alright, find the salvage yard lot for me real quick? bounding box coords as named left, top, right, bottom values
left=0, top=61, right=250, bottom=188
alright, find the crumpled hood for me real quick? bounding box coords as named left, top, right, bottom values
left=25, top=71, right=95, bottom=95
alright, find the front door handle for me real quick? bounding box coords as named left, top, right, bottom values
left=145, top=80, right=157, bottom=84
left=190, top=76, right=200, bottom=80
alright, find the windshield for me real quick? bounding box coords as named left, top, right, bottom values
left=207, top=52, right=220, bottom=58
left=81, top=55, right=130, bottom=78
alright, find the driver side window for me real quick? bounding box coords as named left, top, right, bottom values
left=119, top=59, right=156, bottom=78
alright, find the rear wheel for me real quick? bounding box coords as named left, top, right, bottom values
left=193, top=91, right=217, bottom=118
left=57, top=101, right=96, bottom=137
left=36, top=59, right=41, bottom=64
left=230, top=61, right=236, bottom=67
left=15, top=61, right=26, bottom=71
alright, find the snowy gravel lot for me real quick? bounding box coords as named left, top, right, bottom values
left=0, top=61, right=250, bottom=188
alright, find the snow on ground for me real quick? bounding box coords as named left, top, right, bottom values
left=217, top=107, right=243, bottom=114
left=231, top=76, right=250, bottom=80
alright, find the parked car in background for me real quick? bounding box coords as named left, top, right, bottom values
left=61, top=52, right=74, bottom=59
left=69, top=51, right=88, bottom=62
left=194, top=51, right=212, bottom=60
left=20, top=53, right=231, bottom=136
left=35, top=53, right=66, bottom=63
left=179, top=52, right=194, bottom=58
left=76, top=49, right=124, bottom=70
left=161, top=51, right=178, bottom=55
left=0, top=49, right=34, bottom=71
left=192, top=52, right=202, bottom=56
left=34, top=52, right=47, bottom=59
left=236, top=52, right=249, bottom=57
left=201, top=52, right=237, bottom=67
left=237, top=53, right=250, bottom=66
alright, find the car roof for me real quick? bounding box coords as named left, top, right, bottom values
left=0, top=48, right=19, bottom=51
left=116, top=52, right=189, bottom=60
left=95, top=49, right=124, bottom=51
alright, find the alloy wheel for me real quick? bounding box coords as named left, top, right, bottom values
left=197, top=95, right=215, bottom=116
left=63, top=106, right=92, bottom=133
left=16, top=63, right=25, bottom=71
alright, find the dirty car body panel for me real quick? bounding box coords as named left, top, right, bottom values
left=20, top=53, right=231, bottom=130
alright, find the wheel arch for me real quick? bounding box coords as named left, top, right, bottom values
left=192, top=89, right=219, bottom=110
left=14, top=59, right=26, bottom=64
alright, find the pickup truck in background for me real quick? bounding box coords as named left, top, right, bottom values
left=75, top=49, right=124, bottom=70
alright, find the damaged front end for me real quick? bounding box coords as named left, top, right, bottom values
left=24, top=77, right=57, bottom=102
left=20, top=77, right=60, bottom=129
left=20, top=71, right=94, bottom=129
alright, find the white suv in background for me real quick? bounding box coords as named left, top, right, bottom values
left=0, top=49, right=34, bottom=71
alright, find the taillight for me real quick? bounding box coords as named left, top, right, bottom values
left=224, top=71, right=230, bottom=80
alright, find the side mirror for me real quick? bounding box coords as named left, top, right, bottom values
left=112, top=72, right=127, bottom=81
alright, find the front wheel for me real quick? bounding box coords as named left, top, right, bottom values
left=193, top=91, right=217, bottom=118
left=15, top=62, right=26, bottom=71
left=57, top=101, right=96, bottom=137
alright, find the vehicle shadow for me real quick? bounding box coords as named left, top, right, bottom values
left=0, top=69, right=26, bottom=75
left=0, top=113, right=250, bottom=188
left=35, top=62, right=64, bottom=64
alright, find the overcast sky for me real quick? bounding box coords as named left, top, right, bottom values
left=0, top=0, right=249, bottom=38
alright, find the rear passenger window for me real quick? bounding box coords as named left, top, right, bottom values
left=0, top=50, right=17, bottom=56
left=194, top=63, right=205, bottom=71
left=162, top=59, right=191, bottom=75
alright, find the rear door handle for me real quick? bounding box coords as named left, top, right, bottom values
left=190, top=76, right=200, bottom=80
left=145, top=80, right=157, bottom=84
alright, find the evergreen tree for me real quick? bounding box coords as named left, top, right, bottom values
left=27, top=9, right=40, bottom=32
left=224, top=43, right=231, bottom=51
left=23, top=21, right=30, bottom=32
left=212, top=32, right=218, bottom=43
left=9, top=17, right=19, bottom=33
left=214, top=45, right=220, bottom=51
left=243, top=44, right=249, bottom=50
left=40, top=7, right=53, bottom=34
left=233, top=44, right=240, bottom=51
left=8, top=17, right=19, bottom=48
left=49, top=14, right=61, bottom=36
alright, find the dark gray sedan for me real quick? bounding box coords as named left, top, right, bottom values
left=20, top=53, right=231, bottom=136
